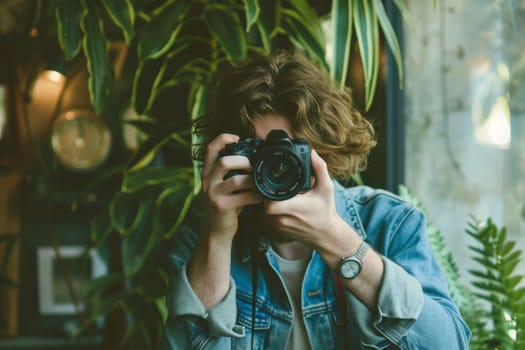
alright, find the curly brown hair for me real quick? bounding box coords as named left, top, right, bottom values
left=205, top=49, right=376, bottom=180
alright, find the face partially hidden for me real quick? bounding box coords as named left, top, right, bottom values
left=249, top=114, right=298, bottom=243
left=252, top=113, right=295, bottom=140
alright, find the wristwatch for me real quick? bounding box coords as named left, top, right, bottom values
left=337, top=240, right=370, bottom=279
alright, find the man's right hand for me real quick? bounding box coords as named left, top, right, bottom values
left=200, top=133, right=263, bottom=242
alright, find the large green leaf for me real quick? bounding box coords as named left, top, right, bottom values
left=392, top=0, right=416, bottom=33
left=203, top=5, right=247, bottom=63
left=156, top=182, right=194, bottom=238
left=330, top=0, right=353, bottom=87
left=85, top=273, right=123, bottom=298
left=124, top=118, right=158, bottom=136
left=119, top=322, right=150, bottom=350
left=80, top=1, right=114, bottom=114
left=243, top=0, right=260, bottom=32
left=156, top=41, right=193, bottom=83
left=125, top=123, right=186, bottom=173
left=101, top=0, right=135, bottom=44
left=122, top=197, right=159, bottom=276
left=137, top=0, right=192, bottom=61
left=287, top=0, right=324, bottom=45
left=90, top=206, right=113, bottom=247
left=132, top=58, right=164, bottom=115
left=257, top=0, right=281, bottom=51
left=109, top=191, right=143, bottom=234
left=189, top=80, right=212, bottom=195
left=125, top=137, right=168, bottom=173
left=353, top=0, right=379, bottom=111
left=55, top=0, right=84, bottom=60
left=91, top=291, right=127, bottom=318
left=159, top=58, right=210, bottom=91
left=135, top=41, right=210, bottom=116
left=122, top=166, right=193, bottom=193
left=280, top=9, right=327, bottom=69
left=373, top=0, right=403, bottom=88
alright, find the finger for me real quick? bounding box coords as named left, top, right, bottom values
left=209, top=155, right=252, bottom=183
left=201, top=133, right=240, bottom=178
left=211, top=187, right=263, bottom=212
left=310, top=150, right=332, bottom=190
left=239, top=191, right=264, bottom=207
left=219, top=173, right=258, bottom=194
left=263, top=195, right=300, bottom=215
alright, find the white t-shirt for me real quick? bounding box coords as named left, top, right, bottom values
left=273, top=252, right=313, bottom=350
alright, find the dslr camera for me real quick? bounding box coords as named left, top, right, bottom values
left=218, top=129, right=311, bottom=201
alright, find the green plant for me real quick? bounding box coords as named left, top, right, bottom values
left=399, top=185, right=525, bottom=350
left=6, top=0, right=413, bottom=347
left=466, top=217, right=525, bottom=349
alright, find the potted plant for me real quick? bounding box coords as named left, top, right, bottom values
left=5, top=0, right=408, bottom=347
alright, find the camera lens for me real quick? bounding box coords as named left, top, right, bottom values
left=270, top=162, right=290, bottom=183
left=253, top=148, right=306, bottom=201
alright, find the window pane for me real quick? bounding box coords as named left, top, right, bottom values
left=404, top=1, right=525, bottom=275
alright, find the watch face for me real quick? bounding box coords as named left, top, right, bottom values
left=340, top=258, right=361, bottom=279
left=51, top=109, right=111, bottom=172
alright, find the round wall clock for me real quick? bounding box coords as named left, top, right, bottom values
left=50, top=109, right=112, bottom=172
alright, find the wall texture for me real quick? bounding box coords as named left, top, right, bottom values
left=403, top=0, right=525, bottom=281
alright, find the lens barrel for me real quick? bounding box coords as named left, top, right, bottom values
left=253, top=147, right=306, bottom=201
left=218, top=129, right=310, bottom=200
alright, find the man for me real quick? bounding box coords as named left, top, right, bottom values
left=160, top=50, right=470, bottom=349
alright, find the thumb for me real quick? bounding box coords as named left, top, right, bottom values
left=310, top=150, right=331, bottom=189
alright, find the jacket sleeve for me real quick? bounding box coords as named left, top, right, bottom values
left=344, top=206, right=471, bottom=349
left=158, top=227, right=244, bottom=349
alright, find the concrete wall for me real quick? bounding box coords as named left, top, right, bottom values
left=403, top=0, right=525, bottom=281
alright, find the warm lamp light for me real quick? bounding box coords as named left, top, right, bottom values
left=41, top=69, right=66, bottom=84
left=30, top=69, right=66, bottom=103
left=22, top=67, right=67, bottom=151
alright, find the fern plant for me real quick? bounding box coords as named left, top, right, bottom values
left=466, top=217, right=525, bottom=349
left=398, top=185, right=525, bottom=349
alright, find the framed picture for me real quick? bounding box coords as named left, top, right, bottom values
left=37, top=246, right=107, bottom=315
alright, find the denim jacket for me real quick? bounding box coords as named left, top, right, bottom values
left=160, top=182, right=471, bottom=349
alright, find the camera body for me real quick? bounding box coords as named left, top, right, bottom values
left=218, top=129, right=311, bottom=201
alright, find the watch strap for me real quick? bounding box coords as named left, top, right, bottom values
left=343, top=240, right=369, bottom=262
left=338, top=240, right=369, bottom=270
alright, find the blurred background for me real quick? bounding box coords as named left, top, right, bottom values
left=0, top=0, right=524, bottom=349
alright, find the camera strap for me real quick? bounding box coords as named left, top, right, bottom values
left=250, top=230, right=259, bottom=350
left=241, top=204, right=262, bottom=350
left=334, top=274, right=349, bottom=347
